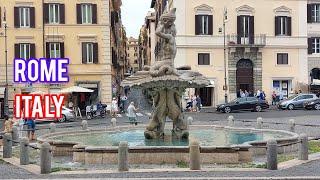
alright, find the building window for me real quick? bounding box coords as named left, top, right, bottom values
left=81, top=4, right=93, bottom=24
left=84, top=43, right=93, bottom=63
left=19, top=7, right=30, bottom=27
left=277, top=53, right=288, bottom=65
left=198, top=53, right=210, bottom=65
left=195, top=15, right=213, bottom=35
left=309, top=4, right=320, bottom=23
left=82, top=42, right=98, bottom=64
left=49, top=43, right=61, bottom=58
left=20, top=44, right=30, bottom=60
left=237, top=15, right=254, bottom=44
left=49, top=4, right=60, bottom=24
left=312, top=38, right=320, bottom=54
left=275, top=16, right=291, bottom=36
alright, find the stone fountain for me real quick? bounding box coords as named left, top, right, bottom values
left=121, top=8, right=210, bottom=140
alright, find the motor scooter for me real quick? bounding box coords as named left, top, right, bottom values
left=86, top=104, right=107, bottom=120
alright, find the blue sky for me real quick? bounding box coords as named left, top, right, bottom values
left=121, top=0, right=153, bottom=38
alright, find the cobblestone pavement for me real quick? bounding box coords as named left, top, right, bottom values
left=1, top=109, right=320, bottom=179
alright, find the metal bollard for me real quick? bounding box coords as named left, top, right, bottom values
left=118, top=141, right=129, bottom=171
left=289, top=119, right=295, bottom=132
left=189, top=140, right=201, bottom=170
left=298, top=133, right=308, bottom=160
left=187, top=116, right=193, bottom=125
left=3, top=133, right=12, bottom=158
left=20, top=137, right=29, bottom=165
left=267, top=139, right=278, bottom=170
left=256, top=117, right=263, bottom=129
left=12, top=126, right=19, bottom=146
left=49, top=123, right=56, bottom=133
left=228, top=116, right=234, bottom=127
left=81, top=120, right=88, bottom=130
left=40, top=142, right=52, bottom=174
left=111, top=118, right=117, bottom=127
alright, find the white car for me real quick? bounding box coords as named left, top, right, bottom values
left=49, top=106, right=75, bottom=123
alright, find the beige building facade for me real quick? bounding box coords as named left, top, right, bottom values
left=0, top=0, right=124, bottom=115
left=152, top=0, right=309, bottom=106
left=127, top=37, right=139, bottom=72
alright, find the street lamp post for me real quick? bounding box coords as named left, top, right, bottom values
left=3, top=8, right=9, bottom=117
left=223, top=7, right=228, bottom=103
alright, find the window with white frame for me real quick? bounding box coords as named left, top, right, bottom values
left=20, top=44, right=30, bottom=60
left=312, top=4, right=320, bottom=22
left=81, top=4, right=92, bottom=24
left=19, top=7, right=30, bottom=27
left=49, top=43, right=61, bottom=58
left=49, top=4, right=60, bottom=24
left=83, top=43, right=94, bottom=63
left=312, top=38, right=320, bottom=54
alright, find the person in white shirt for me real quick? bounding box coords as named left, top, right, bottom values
left=127, top=102, right=138, bottom=124
left=111, top=98, right=118, bottom=117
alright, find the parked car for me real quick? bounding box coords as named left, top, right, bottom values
left=49, top=106, right=75, bottom=123
left=216, top=97, right=269, bottom=113
left=278, top=94, right=318, bottom=110
left=304, top=99, right=320, bottom=110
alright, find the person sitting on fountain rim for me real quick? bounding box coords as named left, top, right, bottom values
left=127, top=102, right=139, bottom=125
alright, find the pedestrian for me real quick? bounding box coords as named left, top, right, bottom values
left=240, top=90, right=245, bottom=98
left=111, top=97, right=118, bottom=117
left=26, top=118, right=36, bottom=141
left=3, top=115, right=13, bottom=133
left=279, top=91, right=284, bottom=101
left=272, top=91, right=277, bottom=105
left=127, top=102, right=138, bottom=125
left=299, top=89, right=302, bottom=94
left=249, top=91, right=254, bottom=97
left=256, top=89, right=261, bottom=99
left=120, top=94, right=128, bottom=113
left=196, top=95, right=202, bottom=112
left=245, top=90, right=249, bottom=97
left=260, top=91, right=266, bottom=100
left=13, top=117, right=25, bottom=138
left=237, top=89, right=242, bottom=98
left=186, top=96, right=193, bottom=111
left=192, top=95, right=197, bottom=112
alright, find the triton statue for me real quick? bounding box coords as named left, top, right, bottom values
left=121, top=8, right=209, bottom=140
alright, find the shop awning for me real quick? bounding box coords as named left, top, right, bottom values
left=59, top=86, right=94, bottom=93
left=30, top=90, right=46, bottom=95
left=206, top=80, right=215, bottom=88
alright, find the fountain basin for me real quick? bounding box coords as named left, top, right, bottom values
left=38, top=125, right=299, bottom=164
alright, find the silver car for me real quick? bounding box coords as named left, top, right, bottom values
left=278, top=94, right=318, bottom=110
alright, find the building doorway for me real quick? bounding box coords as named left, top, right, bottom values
left=236, top=59, right=254, bottom=95
left=196, top=87, right=213, bottom=107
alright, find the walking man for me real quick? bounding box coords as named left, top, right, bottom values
left=127, top=102, right=138, bottom=125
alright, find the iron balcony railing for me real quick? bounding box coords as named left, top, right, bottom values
left=227, top=34, right=266, bottom=47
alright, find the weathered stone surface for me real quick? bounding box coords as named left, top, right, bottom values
left=298, top=133, right=308, bottom=160
left=40, top=142, right=51, bottom=174
left=267, top=139, right=278, bottom=170
left=189, top=140, right=201, bottom=170
left=118, top=141, right=129, bottom=171
left=3, top=133, right=12, bottom=158
left=20, top=137, right=29, bottom=165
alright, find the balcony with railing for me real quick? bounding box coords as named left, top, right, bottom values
left=227, top=34, right=266, bottom=47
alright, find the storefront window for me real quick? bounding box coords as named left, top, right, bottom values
left=273, top=80, right=292, bottom=99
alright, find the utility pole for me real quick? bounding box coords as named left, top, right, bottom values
left=3, top=8, right=9, bottom=117
left=223, top=7, right=228, bottom=103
